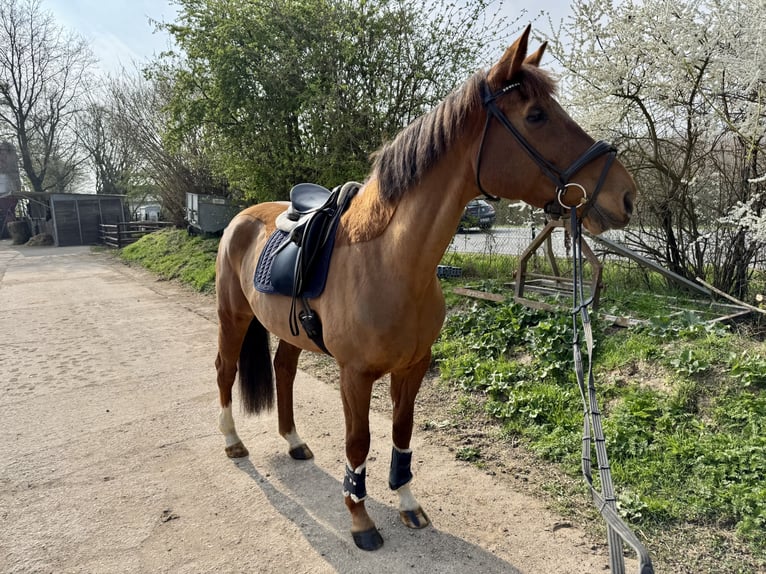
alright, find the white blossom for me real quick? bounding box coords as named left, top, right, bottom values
left=545, top=0, right=766, bottom=262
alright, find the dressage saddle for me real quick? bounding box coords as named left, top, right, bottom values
left=285, top=183, right=334, bottom=219
left=258, top=181, right=360, bottom=354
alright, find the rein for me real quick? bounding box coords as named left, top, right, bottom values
left=477, top=77, right=654, bottom=573
left=569, top=208, right=654, bottom=574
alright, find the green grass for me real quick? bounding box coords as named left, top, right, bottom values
left=440, top=249, right=519, bottom=279
left=433, top=280, right=766, bottom=568
left=119, top=228, right=219, bottom=292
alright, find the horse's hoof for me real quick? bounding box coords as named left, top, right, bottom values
left=399, top=507, right=430, bottom=529
left=289, top=444, right=314, bottom=460
left=352, top=527, right=384, bottom=551
left=225, top=441, right=249, bottom=458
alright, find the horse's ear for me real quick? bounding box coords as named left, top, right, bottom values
left=524, top=41, right=547, bottom=67
left=487, top=24, right=531, bottom=89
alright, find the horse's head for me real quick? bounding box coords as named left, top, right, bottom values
left=474, top=26, right=636, bottom=234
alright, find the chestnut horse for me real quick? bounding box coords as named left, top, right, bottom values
left=215, top=26, right=636, bottom=551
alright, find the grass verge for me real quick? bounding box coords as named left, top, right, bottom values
left=119, top=228, right=219, bottom=292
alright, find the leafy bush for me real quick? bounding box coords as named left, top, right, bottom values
left=728, top=351, right=766, bottom=389
left=669, top=348, right=710, bottom=377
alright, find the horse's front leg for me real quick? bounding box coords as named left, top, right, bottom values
left=339, top=366, right=382, bottom=550
left=389, top=352, right=431, bottom=529
left=273, top=339, right=313, bottom=460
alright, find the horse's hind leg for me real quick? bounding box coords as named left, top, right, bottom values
left=389, top=352, right=431, bottom=529
left=215, top=312, right=253, bottom=459
left=273, top=340, right=313, bottom=460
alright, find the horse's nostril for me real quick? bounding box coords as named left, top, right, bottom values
left=624, top=193, right=634, bottom=217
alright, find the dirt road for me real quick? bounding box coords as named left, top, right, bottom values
left=0, top=240, right=628, bottom=573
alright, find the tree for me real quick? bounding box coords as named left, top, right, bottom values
left=101, top=70, right=227, bottom=225
left=0, top=0, right=95, bottom=193
left=547, top=0, right=766, bottom=298
left=76, top=98, right=140, bottom=196
left=156, top=0, right=514, bottom=202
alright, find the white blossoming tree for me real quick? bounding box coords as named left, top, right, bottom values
left=546, top=0, right=765, bottom=298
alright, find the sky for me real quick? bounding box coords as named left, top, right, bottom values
left=45, top=0, right=574, bottom=75
left=46, top=0, right=180, bottom=74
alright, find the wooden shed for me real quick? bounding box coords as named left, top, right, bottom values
left=12, top=192, right=128, bottom=246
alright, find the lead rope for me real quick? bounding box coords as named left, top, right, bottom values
left=569, top=208, right=655, bottom=574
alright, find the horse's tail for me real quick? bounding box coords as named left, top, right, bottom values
left=238, top=317, right=274, bottom=414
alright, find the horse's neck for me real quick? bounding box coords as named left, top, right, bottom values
left=381, top=151, right=476, bottom=278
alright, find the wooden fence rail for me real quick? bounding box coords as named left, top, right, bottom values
left=99, top=221, right=174, bottom=248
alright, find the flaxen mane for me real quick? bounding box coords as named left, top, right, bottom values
left=372, top=66, right=557, bottom=203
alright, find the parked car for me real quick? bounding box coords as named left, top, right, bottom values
left=459, top=199, right=496, bottom=231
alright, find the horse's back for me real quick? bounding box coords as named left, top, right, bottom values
left=216, top=202, right=288, bottom=301
left=228, top=202, right=287, bottom=237
left=220, top=201, right=286, bottom=255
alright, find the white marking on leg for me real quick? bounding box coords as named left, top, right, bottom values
left=283, top=429, right=306, bottom=451
left=218, top=405, right=242, bottom=448
left=395, top=484, right=420, bottom=512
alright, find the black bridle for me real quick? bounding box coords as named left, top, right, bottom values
left=477, top=78, right=655, bottom=573
left=475, top=79, right=617, bottom=222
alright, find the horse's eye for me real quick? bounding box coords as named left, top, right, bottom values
left=526, top=108, right=546, bottom=125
